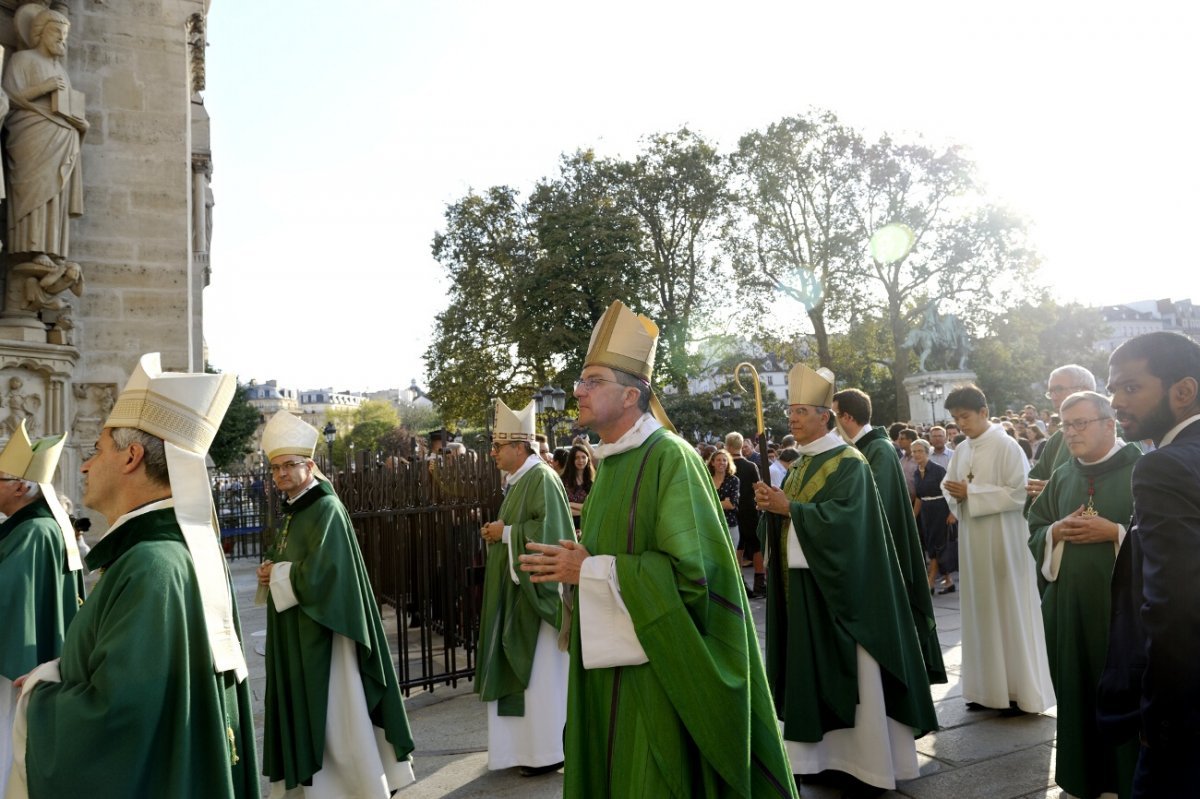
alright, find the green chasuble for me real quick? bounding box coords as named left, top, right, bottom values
left=24, top=507, right=258, bottom=799
left=262, top=479, right=414, bottom=789
left=475, top=460, right=569, bottom=716
left=566, top=427, right=796, bottom=799
left=0, top=496, right=80, bottom=680
left=855, top=427, right=947, bottom=684
left=765, top=445, right=938, bottom=743
left=1024, top=429, right=1069, bottom=516
left=1028, top=443, right=1141, bottom=799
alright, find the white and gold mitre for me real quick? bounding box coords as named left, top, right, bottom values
left=104, top=353, right=248, bottom=681
left=0, top=418, right=64, bottom=483
left=788, top=364, right=836, bottom=408
left=104, top=353, right=236, bottom=454
left=0, top=419, right=81, bottom=572
left=262, top=411, right=317, bottom=460
left=584, top=300, right=658, bottom=382
left=493, top=399, right=536, bottom=443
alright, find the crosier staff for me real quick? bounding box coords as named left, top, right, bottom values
left=734, top=361, right=770, bottom=488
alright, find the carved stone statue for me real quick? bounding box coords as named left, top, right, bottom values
left=3, top=5, right=87, bottom=263
left=904, top=302, right=973, bottom=372
left=0, top=6, right=88, bottom=341
left=4, top=375, right=41, bottom=436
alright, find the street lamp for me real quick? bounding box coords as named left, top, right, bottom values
left=322, top=421, right=336, bottom=467
left=920, top=379, right=944, bottom=424
left=533, top=384, right=569, bottom=448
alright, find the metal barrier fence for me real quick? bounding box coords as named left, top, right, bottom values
left=217, top=450, right=502, bottom=694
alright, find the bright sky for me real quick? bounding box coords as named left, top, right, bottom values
left=203, top=0, right=1196, bottom=393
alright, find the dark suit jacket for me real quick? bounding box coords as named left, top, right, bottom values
left=731, top=455, right=761, bottom=534
left=1098, top=418, right=1200, bottom=773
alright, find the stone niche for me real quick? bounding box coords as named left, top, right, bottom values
left=0, top=0, right=211, bottom=509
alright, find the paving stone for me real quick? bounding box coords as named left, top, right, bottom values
left=916, top=714, right=1057, bottom=766
left=899, top=743, right=1056, bottom=799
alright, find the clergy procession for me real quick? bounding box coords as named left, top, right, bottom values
left=1, top=315, right=1199, bottom=799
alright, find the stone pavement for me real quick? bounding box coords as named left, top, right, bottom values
left=231, top=561, right=1067, bottom=799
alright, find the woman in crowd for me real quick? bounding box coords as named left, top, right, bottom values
left=911, top=438, right=956, bottom=594
left=560, top=444, right=595, bottom=530
left=707, top=448, right=740, bottom=549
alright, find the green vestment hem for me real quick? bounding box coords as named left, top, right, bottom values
left=262, top=480, right=414, bottom=789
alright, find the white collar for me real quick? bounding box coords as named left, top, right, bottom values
left=592, top=413, right=662, bottom=460
left=850, top=423, right=871, bottom=444
left=796, top=429, right=844, bottom=457
left=970, top=422, right=1005, bottom=445
left=1078, top=438, right=1127, bottom=466
left=504, top=454, right=543, bottom=486
left=1160, top=414, right=1200, bottom=448
left=103, top=497, right=175, bottom=539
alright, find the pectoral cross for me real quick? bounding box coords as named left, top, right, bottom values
left=1082, top=477, right=1099, bottom=517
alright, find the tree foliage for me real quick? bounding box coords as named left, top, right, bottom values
left=970, top=300, right=1110, bottom=412
left=733, top=109, right=1039, bottom=419
left=425, top=110, right=1045, bottom=424
left=210, top=383, right=261, bottom=471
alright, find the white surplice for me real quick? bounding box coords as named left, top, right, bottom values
left=942, top=423, right=1055, bottom=712
left=268, top=574, right=415, bottom=798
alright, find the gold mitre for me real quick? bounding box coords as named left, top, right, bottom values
left=0, top=419, right=65, bottom=483
left=104, top=353, right=236, bottom=454
left=0, top=419, right=82, bottom=573
left=787, top=363, right=836, bottom=408
left=262, top=410, right=317, bottom=460
left=493, top=398, right=536, bottom=443
left=585, top=300, right=658, bottom=381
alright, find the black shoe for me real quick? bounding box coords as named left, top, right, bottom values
left=519, top=761, right=563, bottom=777
left=965, top=701, right=989, bottom=711
left=937, top=584, right=956, bottom=594
left=999, top=702, right=1029, bottom=718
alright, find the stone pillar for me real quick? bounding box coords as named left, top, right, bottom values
left=903, top=370, right=978, bottom=426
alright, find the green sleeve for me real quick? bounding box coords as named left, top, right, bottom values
left=286, top=499, right=371, bottom=647
left=0, top=519, right=74, bottom=680
left=507, top=465, right=571, bottom=628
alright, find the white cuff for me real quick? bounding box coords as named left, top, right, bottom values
left=785, top=520, right=810, bottom=569
left=1042, top=524, right=1064, bottom=582
left=1115, top=523, right=1127, bottom=552
left=269, top=561, right=299, bottom=611
left=8, top=660, right=63, bottom=799
left=502, top=525, right=519, bottom=585
left=578, top=556, right=648, bottom=669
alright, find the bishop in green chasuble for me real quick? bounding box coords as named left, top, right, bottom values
left=764, top=435, right=937, bottom=790
left=22, top=506, right=258, bottom=799
left=262, top=479, right=415, bottom=796
left=475, top=452, right=571, bottom=770
left=564, top=425, right=796, bottom=798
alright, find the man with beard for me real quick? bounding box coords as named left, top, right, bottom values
left=1028, top=392, right=1139, bottom=799
left=1099, top=331, right=1200, bottom=797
